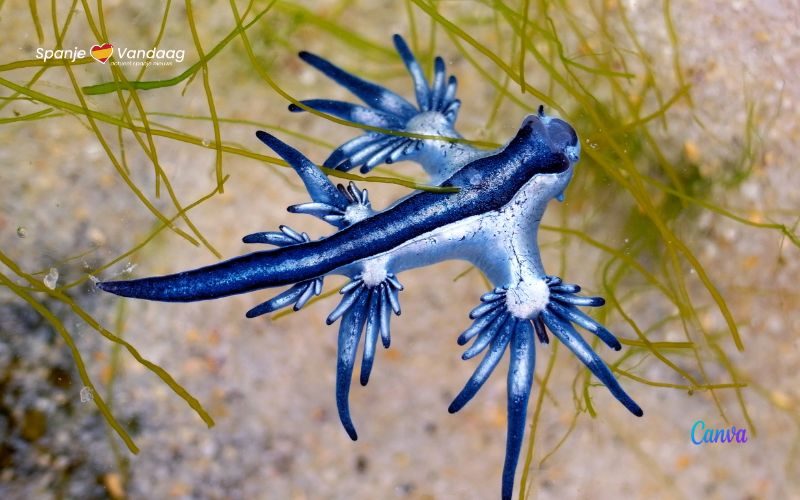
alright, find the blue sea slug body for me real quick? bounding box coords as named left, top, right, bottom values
left=98, top=35, right=642, bottom=500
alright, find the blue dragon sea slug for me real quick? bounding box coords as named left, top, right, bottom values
left=98, top=35, right=642, bottom=500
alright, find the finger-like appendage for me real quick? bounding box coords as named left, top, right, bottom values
left=360, top=290, right=382, bottom=386
left=256, top=131, right=348, bottom=210
left=550, top=292, right=605, bottom=307
left=501, top=320, right=535, bottom=500
left=243, top=225, right=309, bottom=246
left=430, top=57, right=446, bottom=111
left=293, top=280, right=318, bottom=310
left=480, top=287, right=508, bottom=302
left=392, top=34, right=431, bottom=111
left=457, top=307, right=503, bottom=346
left=443, top=99, right=461, bottom=121
left=449, top=318, right=517, bottom=413
left=289, top=201, right=351, bottom=229
left=245, top=282, right=306, bottom=318
left=469, top=299, right=504, bottom=320
left=242, top=231, right=296, bottom=246
left=385, top=274, right=403, bottom=290
left=462, top=314, right=509, bottom=360
left=346, top=136, right=399, bottom=168
left=289, top=99, right=406, bottom=129
left=533, top=315, right=549, bottom=344
left=343, top=182, right=365, bottom=204
left=541, top=310, right=643, bottom=417
left=550, top=283, right=581, bottom=293
left=386, top=139, right=413, bottom=164
left=443, top=75, right=458, bottom=107
left=362, top=140, right=406, bottom=172
left=546, top=301, right=621, bottom=351
left=324, top=134, right=379, bottom=169
left=339, top=277, right=363, bottom=295
left=299, top=50, right=417, bottom=118
left=379, top=288, right=392, bottom=348
left=545, top=276, right=562, bottom=286
left=385, top=284, right=402, bottom=315
left=327, top=286, right=365, bottom=325
left=288, top=202, right=343, bottom=219
left=336, top=291, right=370, bottom=441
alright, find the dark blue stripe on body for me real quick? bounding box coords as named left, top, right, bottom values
left=99, top=122, right=567, bottom=302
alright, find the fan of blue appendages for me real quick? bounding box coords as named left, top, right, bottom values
left=453, top=277, right=643, bottom=500
left=290, top=34, right=461, bottom=173
left=325, top=273, right=403, bottom=440
left=240, top=225, right=323, bottom=317
left=256, top=130, right=374, bottom=230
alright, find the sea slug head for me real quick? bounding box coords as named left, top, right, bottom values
left=531, top=105, right=581, bottom=166
left=504, top=107, right=580, bottom=203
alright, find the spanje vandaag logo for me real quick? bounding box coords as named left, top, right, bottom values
left=35, top=43, right=184, bottom=66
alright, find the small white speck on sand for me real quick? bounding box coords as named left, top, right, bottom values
left=79, top=386, right=93, bottom=403
left=43, top=268, right=59, bottom=290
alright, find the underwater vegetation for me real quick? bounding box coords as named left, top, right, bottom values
left=1, top=0, right=798, bottom=498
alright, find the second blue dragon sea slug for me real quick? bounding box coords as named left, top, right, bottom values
left=98, top=35, right=643, bottom=500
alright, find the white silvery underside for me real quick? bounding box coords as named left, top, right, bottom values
left=333, top=160, right=576, bottom=320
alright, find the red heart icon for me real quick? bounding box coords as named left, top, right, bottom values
left=90, top=43, right=113, bottom=63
